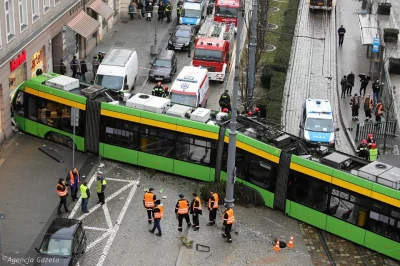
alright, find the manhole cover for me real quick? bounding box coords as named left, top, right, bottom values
left=266, top=44, right=276, bottom=52
left=120, top=20, right=129, bottom=24
left=269, top=7, right=280, bottom=12
left=268, top=24, right=278, bottom=30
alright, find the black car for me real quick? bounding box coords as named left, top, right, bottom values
left=34, top=218, right=87, bottom=266
left=149, top=50, right=177, bottom=82
left=168, top=25, right=196, bottom=51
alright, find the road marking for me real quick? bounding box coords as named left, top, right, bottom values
left=103, top=205, right=113, bottom=228
left=106, top=178, right=133, bottom=182
left=86, top=230, right=113, bottom=251
left=84, top=226, right=110, bottom=232
left=69, top=172, right=98, bottom=218
left=96, top=180, right=139, bottom=266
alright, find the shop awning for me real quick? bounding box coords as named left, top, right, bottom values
left=89, top=0, right=114, bottom=20
left=67, top=11, right=100, bottom=39
left=358, top=14, right=379, bottom=45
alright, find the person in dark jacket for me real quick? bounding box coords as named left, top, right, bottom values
left=350, top=93, right=361, bottom=121
left=80, top=59, right=88, bottom=82
left=60, top=60, right=66, bottom=75
left=56, top=178, right=69, bottom=214
left=219, top=90, right=232, bottom=111
left=357, top=139, right=369, bottom=161
left=146, top=2, right=153, bottom=21
left=129, top=2, right=135, bottom=20
left=96, top=171, right=107, bottom=205
left=372, top=79, right=381, bottom=104
left=338, top=25, right=346, bottom=47
left=70, top=56, right=79, bottom=78
left=346, top=71, right=355, bottom=96
left=92, top=57, right=100, bottom=77
left=359, top=76, right=370, bottom=97
left=340, top=75, right=348, bottom=98
left=158, top=2, right=165, bottom=21
left=190, top=193, right=203, bottom=231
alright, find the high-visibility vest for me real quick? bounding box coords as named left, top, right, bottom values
left=369, top=148, right=378, bottom=161
left=154, top=205, right=164, bottom=219
left=177, top=199, right=189, bottom=214
left=96, top=179, right=107, bottom=193
left=375, top=104, right=384, bottom=116
left=69, top=170, right=80, bottom=186
left=144, top=192, right=155, bottom=208
left=223, top=208, right=235, bottom=224
left=56, top=184, right=68, bottom=197
left=165, top=5, right=171, bottom=12
left=364, top=97, right=372, bottom=110
left=208, top=193, right=219, bottom=209
left=80, top=184, right=89, bottom=199
left=193, top=196, right=202, bottom=211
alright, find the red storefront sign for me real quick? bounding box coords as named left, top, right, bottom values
left=10, top=50, right=27, bottom=72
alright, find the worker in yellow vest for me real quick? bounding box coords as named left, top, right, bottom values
left=80, top=181, right=90, bottom=214
left=149, top=199, right=163, bottom=236
left=96, top=171, right=107, bottom=205
left=222, top=204, right=235, bottom=243
left=369, top=143, right=380, bottom=161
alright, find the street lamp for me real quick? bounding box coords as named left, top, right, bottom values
left=150, top=4, right=159, bottom=55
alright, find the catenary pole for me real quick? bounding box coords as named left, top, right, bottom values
left=225, top=0, right=243, bottom=208
left=247, top=0, right=258, bottom=109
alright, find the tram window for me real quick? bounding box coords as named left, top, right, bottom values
left=221, top=144, right=247, bottom=179
left=291, top=172, right=328, bottom=212
left=140, top=126, right=175, bottom=158
left=248, top=155, right=278, bottom=192
left=13, top=91, right=25, bottom=116
left=175, top=133, right=214, bottom=166
left=28, top=95, right=38, bottom=120
left=367, top=201, right=400, bottom=242
left=103, top=117, right=139, bottom=149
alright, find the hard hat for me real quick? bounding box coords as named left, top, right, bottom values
left=371, top=143, right=377, bottom=149
left=368, top=134, right=373, bottom=139
left=361, top=139, right=367, bottom=144
left=254, top=107, right=260, bottom=112
left=157, top=82, right=162, bottom=86
left=222, top=108, right=229, bottom=113
left=164, top=86, right=169, bottom=91
left=248, top=111, right=253, bottom=116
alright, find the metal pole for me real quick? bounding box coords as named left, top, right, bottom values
left=247, top=0, right=258, bottom=109
left=150, top=5, right=159, bottom=55
left=155, top=9, right=158, bottom=47
left=0, top=212, right=5, bottom=266
left=225, top=1, right=243, bottom=208
left=73, top=112, right=76, bottom=169
left=383, top=99, right=393, bottom=154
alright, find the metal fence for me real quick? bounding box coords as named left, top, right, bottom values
left=355, top=120, right=398, bottom=141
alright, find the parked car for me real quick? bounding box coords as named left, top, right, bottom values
left=34, top=218, right=87, bottom=266
left=149, top=50, right=178, bottom=82
left=168, top=25, right=196, bottom=51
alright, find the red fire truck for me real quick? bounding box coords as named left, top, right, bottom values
left=214, top=0, right=239, bottom=31
left=191, top=19, right=235, bottom=83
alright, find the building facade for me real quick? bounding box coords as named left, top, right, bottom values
left=0, top=0, right=120, bottom=144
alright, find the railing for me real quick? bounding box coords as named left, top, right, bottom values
left=355, top=120, right=397, bottom=141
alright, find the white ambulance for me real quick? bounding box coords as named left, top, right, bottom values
left=169, top=66, right=209, bottom=108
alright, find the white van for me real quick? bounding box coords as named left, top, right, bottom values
left=180, top=0, right=206, bottom=31
left=170, top=66, right=209, bottom=108
left=94, top=48, right=138, bottom=91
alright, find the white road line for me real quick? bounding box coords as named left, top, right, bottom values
left=69, top=171, right=98, bottom=218
left=84, top=226, right=110, bottom=232
left=86, top=230, right=113, bottom=251
left=77, top=181, right=136, bottom=220
left=96, top=180, right=139, bottom=266
left=106, top=178, right=133, bottom=182
left=103, top=205, right=113, bottom=229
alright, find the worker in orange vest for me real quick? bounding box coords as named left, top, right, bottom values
left=222, top=204, right=235, bottom=243
left=67, top=168, right=80, bottom=201
left=149, top=199, right=163, bottom=236
left=207, top=189, right=219, bottom=226
left=175, top=194, right=191, bottom=232
left=143, top=188, right=156, bottom=224
left=190, top=192, right=202, bottom=231
left=56, top=178, right=70, bottom=214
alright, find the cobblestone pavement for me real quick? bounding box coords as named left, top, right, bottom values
left=281, top=0, right=354, bottom=155
left=69, top=159, right=313, bottom=266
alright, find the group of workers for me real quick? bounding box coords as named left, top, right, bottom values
left=56, top=168, right=107, bottom=214
left=144, top=188, right=235, bottom=243
left=349, top=93, right=384, bottom=123
left=152, top=82, right=170, bottom=98
left=357, top=134, right=380, bottom=161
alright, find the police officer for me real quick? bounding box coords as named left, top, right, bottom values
left=152, top=82, right=164, bottom=97
left=80, top=181, right=90, bottom=214
left=177, top=4, right=182, bottom=25
left=56, top=178, right=69, bottom=214
left=96, top=171, right=107, bottom=205
left=207, top=189, right=219, bottom=226
left=149, top=199, right=163, bottom=236
left=364, top=94, right=373, bottom=122
left=219, top=90, right=232, bottom=111
left=338, top=25, right=346, bottom=47
left=369, top=143, right=379, bottom=161
left=144, top=188, right=156, bottom=224
left=175, top=194, right=191, bottom=232
left=357, top=139, right=369, bottom=161
left=221, top=204, right=235, bottom=243
left=67, top=168, right=80, bottom=201
left=190, top=192, right=202, bottom=231
left=165, top=1, right=172, bottom=23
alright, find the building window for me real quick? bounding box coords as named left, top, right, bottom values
left=5, top=0, right=16, bottom=43
left=54, top=0, right=60, bottom=6
left=31, top=0, right=40, bottom=22
left=43, top=0, right=50, bottom=13
left=19, top=0, right=28, bottom=33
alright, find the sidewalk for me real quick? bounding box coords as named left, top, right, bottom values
left=336, top=0, right=400, bottom=166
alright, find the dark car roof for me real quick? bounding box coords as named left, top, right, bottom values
left=175, top=25, right=192, bottom=31
left=45, top=218, right=81, bottom=238
left=156, top=50, right=175, bottom=60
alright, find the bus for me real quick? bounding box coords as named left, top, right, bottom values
left=309, top=0, right=333, bottom=12
left=213, top=0, right=239, bottom=30
left=11, top=73, right=400, bottom=261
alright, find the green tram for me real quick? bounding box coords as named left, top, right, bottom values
left=11, top=73, right=400, bottom=260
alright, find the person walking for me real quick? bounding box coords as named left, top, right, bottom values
left=149, top=199, right=163, bottom=236
left=221, top=204, right=235, bottom=243
left=340, top=75, right=348, bottom=98
left=60, top=60, right=67, bottom=75
left=92, top=56, right=100, bottom=77
left=347, top=71, right=355, bottom=96
left=96, top=171, right=107, bottom=205
left=80, top=181, right=90, bottom=214
left=152, top=82, right=165, bottom=97
left=80, top=59, right=87, bottom=82
left=372, top=79, right=381, bottom=104
left=138, top=1, right=144, bottom=18
left=129, top=2, right=135, bottom=20
left=350, top=93, right=361, bottom=121
left=375, top=100, right=384, bottom=123
left=70, top=56, right=79, bottom=78
left=98, top=52, right=105, bottom=64
left=338, top=25, right=346, bottom=47
left=67, top=168, right=80, bottom=201
left=207, top=189, right=219, bottom=226
left=177, top=3, right=182, bottom=25
left=219, top=90, right=232, bottom=111
left=158, top=2, right=165, bottom=21
left=56, top=178, right=70, bottom=214
left=144, top=188, right=156, bottom=224
left=175, top=194, right=191, bottom=232
left=359, top=76, right=369, bottom=97
left=357, top=139, right=369, bottom=161
left=369, top=143, right=380, bottom=162
left=190, top=192, right=202, bottom=231
left=165, top=1, right=172, bottom=23
left=364, top=94, right=373, bottom=122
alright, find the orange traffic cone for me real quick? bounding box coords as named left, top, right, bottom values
left=287, top=236, right=295, bottom=248
left=273, top=239, right=281, bottom=251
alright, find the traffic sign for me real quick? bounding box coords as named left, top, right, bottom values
left=372, top=37, right=380, bottom=53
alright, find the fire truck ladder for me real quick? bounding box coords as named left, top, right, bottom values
left=210, top=22, right=223, bottom=38
left=223, top=24, right=235, bottom=40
